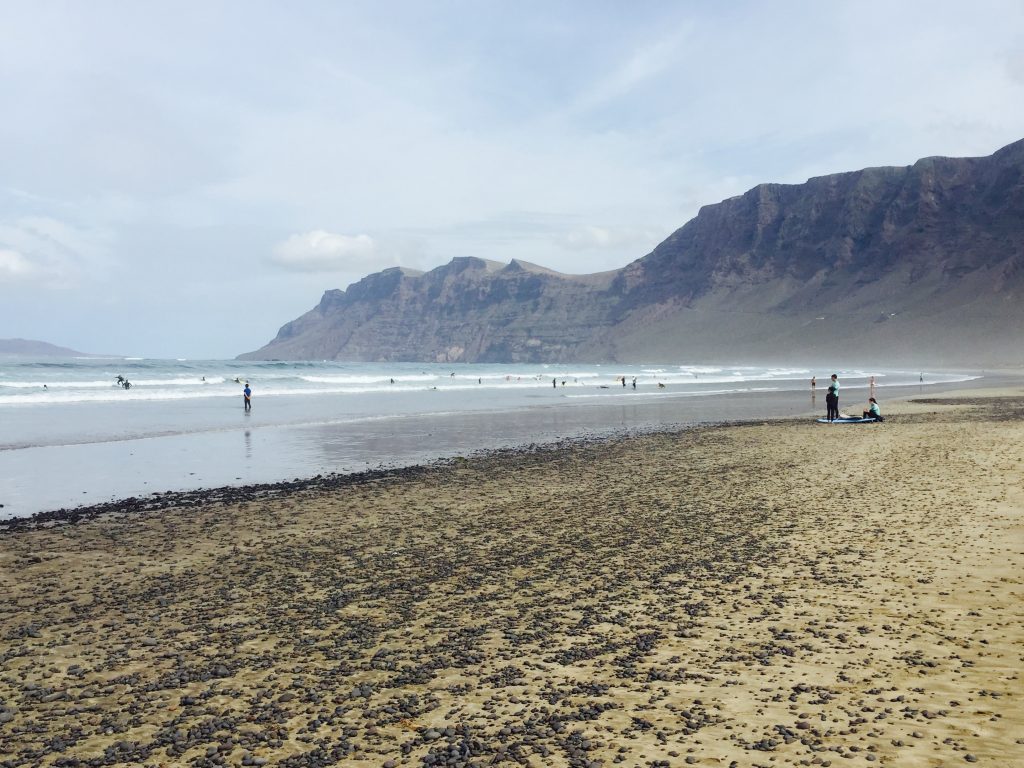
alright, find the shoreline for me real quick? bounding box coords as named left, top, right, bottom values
left=3, top=378, right=1019, bottom=532
left=0, top=417, right=781, bottom=534
left=1, top=388, right=1022, bottom=766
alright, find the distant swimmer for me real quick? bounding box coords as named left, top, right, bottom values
left=201, top=376, right=206, bottom=382
left=390, top=378, right=395, bottom=384
left=115, top=375, right=125, bottom=386
left=632, top=377, right=636, bottom=389
left=233, top=377, right=242, bottom=384
left=657, top=382, right=666, bottom=389
left=243, top=382, right=252, bottom=411
left=621, top=376, right=626, bottom=388
left=553, top=377, right=557, bottom=388
left=811, top=376, right=816, bottom=390
left=42, top=384, right=47, bottom=390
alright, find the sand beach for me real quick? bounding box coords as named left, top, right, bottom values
left=1, top=389, right=1022, bottom=767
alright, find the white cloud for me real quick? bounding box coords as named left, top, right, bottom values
left=561, top=225, right=662, bottom=256
left=0, top=216, right=112, bottom=288
left=565, top=226, right=614, bottom=249
left=271, top=230, right=384, bottom=272
left=0, top=248, right=34, bottom=280
left=565, top=27, right=691, bottom=119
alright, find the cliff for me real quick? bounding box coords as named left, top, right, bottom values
left=240, top=139, right=1024, bottom=366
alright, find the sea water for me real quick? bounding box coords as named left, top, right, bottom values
left=0, top=358, right=977, bottom=518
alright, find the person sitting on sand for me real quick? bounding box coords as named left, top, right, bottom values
left=863, top=397, right=883, bottom=422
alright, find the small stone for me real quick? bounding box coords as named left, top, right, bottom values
left=964, top=756, right=977, bottom=764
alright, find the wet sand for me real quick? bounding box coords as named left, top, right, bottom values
left=1, top=390, right=1022, bottom=767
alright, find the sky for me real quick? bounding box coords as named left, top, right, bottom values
left=1, top=1, right=1023, bottom=358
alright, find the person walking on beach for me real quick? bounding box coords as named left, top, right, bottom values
left=243, top=382, right=252, bottom=411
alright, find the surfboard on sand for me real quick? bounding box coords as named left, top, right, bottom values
left=816, top=416, right=877, bottom=424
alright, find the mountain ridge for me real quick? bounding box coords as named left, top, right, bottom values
left=240, top=139, right=1024, bottom=366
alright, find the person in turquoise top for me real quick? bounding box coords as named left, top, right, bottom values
left=825, top=373, right=840, bottom=421
left=863, top=397, right=882, bottom=421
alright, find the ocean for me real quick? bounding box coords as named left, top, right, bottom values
left=0, top=358, right=977, bottom=519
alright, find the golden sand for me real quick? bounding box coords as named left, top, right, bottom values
left=1, top=390, right=1022, bottom=767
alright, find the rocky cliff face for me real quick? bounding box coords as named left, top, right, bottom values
left=241, top=139, right=1024, bottom=366
left=252, top=259, right=616, bottom=363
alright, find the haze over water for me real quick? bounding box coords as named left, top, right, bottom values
left=0, top=358, right=976, bottom=519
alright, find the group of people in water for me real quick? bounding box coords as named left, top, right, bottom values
left=812, top=374, right=883, bottom=422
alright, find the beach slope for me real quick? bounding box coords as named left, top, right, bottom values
left=1, top=392, right=1022, bottom=767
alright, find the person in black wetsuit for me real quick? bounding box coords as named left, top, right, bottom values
left=825, top=374, right=840, bottom=421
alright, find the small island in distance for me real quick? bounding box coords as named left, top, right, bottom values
left=0, top=338, right=117, bottom=359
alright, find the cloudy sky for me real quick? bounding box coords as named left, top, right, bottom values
left=1, top=1, right=1022, bottom=358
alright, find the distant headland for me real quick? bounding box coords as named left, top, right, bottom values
left=0, top=339, right=116, bottom=358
